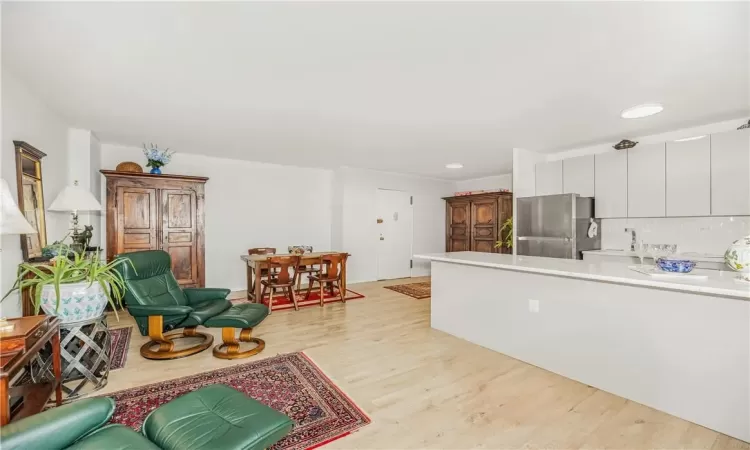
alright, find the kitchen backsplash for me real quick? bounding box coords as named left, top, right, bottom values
left=600, top=216, right=750, bottom=256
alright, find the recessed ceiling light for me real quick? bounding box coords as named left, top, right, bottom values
left=674, top=135, right=707, bottom=142
left=445, top=163, right=463, bottom=169
left=621, top=103, right=664, bottom=119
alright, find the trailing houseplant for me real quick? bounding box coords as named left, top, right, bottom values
left=2, top=250, right=133, bottom=323
left=142, top=143, right=175, bottom=175
left=495, top=216, right=513, bottom=250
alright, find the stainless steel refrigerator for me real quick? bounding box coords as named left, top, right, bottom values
left=516, top=194, right=601, bottom=259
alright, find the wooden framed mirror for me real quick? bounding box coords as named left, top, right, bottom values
left=14, top=141, right=48, bottom=260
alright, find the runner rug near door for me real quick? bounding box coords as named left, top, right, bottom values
left=384, top=281, right=431, bottom=299
left=233, top=289, right=365, bottom=311
left=104, top=352, right=370, bottom=450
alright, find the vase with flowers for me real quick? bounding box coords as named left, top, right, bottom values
left=142, top=143, right=175, bottom=175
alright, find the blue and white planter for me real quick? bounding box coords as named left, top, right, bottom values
left=725, top=235, right=750, bottom=281
left=39, top=282, right=109, bottom=323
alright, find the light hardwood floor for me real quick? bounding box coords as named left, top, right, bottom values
left=101, top=277, right=747, bottom=450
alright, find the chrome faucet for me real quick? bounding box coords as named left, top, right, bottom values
left=625, top=228, right=637, bottom=251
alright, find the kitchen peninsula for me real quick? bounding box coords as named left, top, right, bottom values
left=416, top=251, right=749, bottom=442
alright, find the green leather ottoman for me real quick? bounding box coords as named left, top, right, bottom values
left=142, top=385, right=293, bottom=450
left=204, top=303, right=269, bottom=359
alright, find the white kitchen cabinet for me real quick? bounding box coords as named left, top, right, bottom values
left=563, top=155, right=595, bottom=197
left=711, top=129, right=750, bottom=216
left=628, top=143, right=666, bottom=217
left=666, top=137, right=710, bottom=216
left=594, top=151, right=628, bottom=218
left=535, top=160, right=563, bottom=196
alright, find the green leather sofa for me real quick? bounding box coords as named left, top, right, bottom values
left=117, top=250, right=269, bottom=360
left=0, top=385, right=294, bottom=450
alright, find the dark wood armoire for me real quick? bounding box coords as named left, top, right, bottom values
left=444, top=192, right=513, bottom=254
left=102, top=171, right=208, bottom=287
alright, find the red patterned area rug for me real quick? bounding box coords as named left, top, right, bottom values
left=109, top=326, right=132, bottom=370
left=384, top=281, right=431, bottom=299
left=104, top=352, right=370, bottom=450
left=233, top=289, right=365, bottom=311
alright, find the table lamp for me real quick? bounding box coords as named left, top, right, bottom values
left=48, top=180, right=102, bottom=253
left=0, top=178, right=38, bottom=332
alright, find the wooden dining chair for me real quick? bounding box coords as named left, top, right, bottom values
left=305, top=253, right=348, bottom=307
left=292, top=246, right=320, bottom=293
left=260, top=255, right=301, bottom=313
left=248, top=247, right=276, bottom=294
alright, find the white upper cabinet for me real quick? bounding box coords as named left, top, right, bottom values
left=594, top=151, right=628, bottom=218
left=711, top=129, right=750, bottom=216
left=563, top=155, right=595, bottom=197
left=535, top=160, right=563, bottom=196
left=628, top=143, right=666, bottom=218
left=666, top=137, right=710, bottom=217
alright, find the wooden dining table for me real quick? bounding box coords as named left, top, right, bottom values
left=240, top=252, right=349, bottom=302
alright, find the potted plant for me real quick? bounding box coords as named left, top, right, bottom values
left=142, top=143, right=175, bottom=175
left=495, top=217, right=513, bottom=251
left=3, top=250, right=133, bottom=323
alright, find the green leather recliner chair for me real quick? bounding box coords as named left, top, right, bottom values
left=117, top=250, right=233, bottom=360
left=0, top=385, right=294, bottom=450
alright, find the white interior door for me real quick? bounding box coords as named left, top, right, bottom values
left=376, top=189, right=413, bottom=280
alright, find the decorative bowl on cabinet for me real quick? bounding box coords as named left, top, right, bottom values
left=725, top=235, right=750, bottom=281
left=656, top=258, right=696, bottom=273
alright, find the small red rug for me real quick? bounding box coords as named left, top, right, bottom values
left=384, top=281, right=431, bottom=299
left=233, top=289, right=365, bottom=311
left=103, top=352, right=370, bottom=450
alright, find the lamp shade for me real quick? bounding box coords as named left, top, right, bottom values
left=0, top=178, right=37, bottom=235
left=48, top=182, right=102, bottom=212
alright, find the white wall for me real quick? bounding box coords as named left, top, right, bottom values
left=336, top=167, right=454, bottom=282
left=1, top=70, right=71, bottom=317
left=455, top=173, right=512, bottom=192
left=601, top=216, right=750, bottom=255
left=100, top=144, right=333, bottom=291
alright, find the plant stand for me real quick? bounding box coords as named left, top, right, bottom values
left=29, top=315, right=111, bottom=402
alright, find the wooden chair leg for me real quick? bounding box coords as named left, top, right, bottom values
left=338, top=281, right=346, bottom=303
left=287, top=287, right=299, bottom=311
left=305, top=278, right=314, bottom=300
left=319, top=279, right=325, bottom=307
left=268, top=287, right=274, bottom=314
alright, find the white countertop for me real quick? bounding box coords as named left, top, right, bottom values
left=582, top=249, right=725, bottom=263
left=415, top=252, right=749, bottom=300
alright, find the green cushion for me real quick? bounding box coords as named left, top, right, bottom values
left=204, top=303, right=269, bottom=329
left=117, top=250, right=189, bottom=309
left=0, top=398, right=116, bottom=450
left=180, top=299, right=232, bottom=327
left=68, top=424, right=160, bottom=450
left=142, top=385, right=293, bottom=450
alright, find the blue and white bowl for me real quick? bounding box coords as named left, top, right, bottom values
left=656, top=258, right=696, bottom=273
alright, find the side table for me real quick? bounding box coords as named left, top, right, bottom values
left=30, top=315, right=111, bottom=402
left=0, top=315, right=62, bottom=425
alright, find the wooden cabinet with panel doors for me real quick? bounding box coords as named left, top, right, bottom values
left=101, top=171, right=207, bottom=287
left=445, top=192, right=513, bottom=254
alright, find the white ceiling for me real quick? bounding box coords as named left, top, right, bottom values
left=3, top=2, right=748, bottom=180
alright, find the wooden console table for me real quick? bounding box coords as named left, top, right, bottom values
left=0, top=316, right=62, bottom=425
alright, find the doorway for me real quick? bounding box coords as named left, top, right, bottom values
left=376, top=188, right=413, bottom=280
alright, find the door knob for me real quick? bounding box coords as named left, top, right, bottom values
left=379, top=235, right=385, bottom=241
